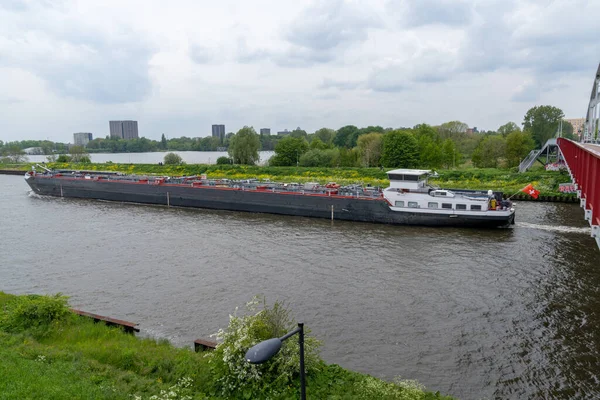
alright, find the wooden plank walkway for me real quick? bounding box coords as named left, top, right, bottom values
left=194, top=338, right=217, bottom=352
left=71, top=308, right=140, bottom=333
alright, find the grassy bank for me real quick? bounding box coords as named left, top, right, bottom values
left=1, top=161, right=575, bottom=197
left=0, top=292, right=453, bottom=400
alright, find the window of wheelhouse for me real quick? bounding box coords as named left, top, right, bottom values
left=388, top=174, right=420, bottom=181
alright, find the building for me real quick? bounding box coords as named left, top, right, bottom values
left=277, top=129, right=291, bottom=136
left=565, top=118, right=585, bottom=138
left=260, top=128, right=271, bottom=136
left=109, top=120, right=139, bottom=140
left=212, top=124, right=225, bottom=143
left=73, top=132, right=93, bottom=146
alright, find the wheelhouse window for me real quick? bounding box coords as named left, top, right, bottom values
left=428, top=202, right=438, bottom=209
left=442, top=203, right=452, bottom=209
left=470, top=205, right=482, bottom=211
left=456, top=204, right=467, bottom=210
left=395, top=201, right=404, bottom=207
left=388, top=174, right=420, bottom=181
left=408, top=201, right=418, bottom=208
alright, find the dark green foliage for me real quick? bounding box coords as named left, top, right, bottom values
left=505, top=131, right=535, bottom=167
left=216, top=156, right=233, bottom=165
left=299, top=149, right=339, bottom=167
left=0, top=294, right=72, bottom=333
left=270, top=136, right=309, bottom=166
left=381, top=130, right=419, bottom=168
left=163, top=152, right=184, bottom=165
left=523, top=105, right=565, bottom=146
left=56, top=154, right=72, bottom=163
left=228, top=127, right=261, bottom=165
left=471, top=135, right=506, bottom=168
left=333, top=125, right=359, bottom=148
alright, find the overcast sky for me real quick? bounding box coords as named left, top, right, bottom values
left=1, top=0, right=598, bottom=143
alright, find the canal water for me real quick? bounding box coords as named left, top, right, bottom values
left=0, top=174, right=598, bottom=399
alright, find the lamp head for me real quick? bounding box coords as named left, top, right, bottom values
left=245, top=338, right=282, bottom=364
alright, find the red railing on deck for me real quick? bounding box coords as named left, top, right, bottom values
left=558, top=138, right=600, bottom=227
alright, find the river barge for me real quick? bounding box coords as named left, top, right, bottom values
left=24, top=167, right=515, bottom=228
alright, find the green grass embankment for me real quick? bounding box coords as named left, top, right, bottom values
left=0, top=292, right=453, bottom=400
left=1, top=162, right=575, bottom=198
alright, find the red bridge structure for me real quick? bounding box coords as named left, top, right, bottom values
left=558, top=139, right=600, bottom=250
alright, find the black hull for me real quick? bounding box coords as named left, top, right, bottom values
left=25, top=177, right=514, bottom=228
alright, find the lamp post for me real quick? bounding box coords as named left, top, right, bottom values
left=245, top=322, right=306, bottom=400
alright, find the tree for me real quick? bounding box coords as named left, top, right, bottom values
left=289, top=128, right=307, bottom=138
left=269, top=136, right=309, bottom=166
left=299, top=149, right=340, bottom=167
left=309, top=138, right=328, bottom=150
left=561, top=120, right=575, bottom=139
left=216, top=156, right=232, bottom=165
left=523, top=105, right=564, bottom=146
left=313, top=128, right=336, bottom=145
left=69, top=146, right=91, bottom=163
left=164, top=152, right=184, bottom=165
left=471, top=136, right=506, bottom=168
left=356, top=133, right=383, bottom=167
left=441, top=139, right=459, bottom=169
left=228, top=127, right=261, bottom=165
left=160, top=134, right=168, bottom=150
left=437, top=121, right=469, bottom=140
left=381, top=130, right=419, bottom=168
left=333, top=125, right=358, bottom=148
left=1, top=145, right=28, bottom=163
left=498, top=122, right=521, bottom=137
left=505, top=131, right=535, bottom=167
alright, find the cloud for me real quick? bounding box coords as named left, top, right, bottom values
left=189, top=44, right=215, bottom=64
left=240, top=0, right=381, bottom=68
left=368, top=47, right=459, bottom=92
left=320, top=78, right=362, bottom=90
left=389, top=0, right=473, bottom=27
left=0, top=9, right=154, bottom=104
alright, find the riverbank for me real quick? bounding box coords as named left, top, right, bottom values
left=0, top=162, right=576, bottom=200
left=0, top=292, right=452, bottom=400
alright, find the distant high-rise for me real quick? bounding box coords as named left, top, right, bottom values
left=73, top=132, right=93, bottom=146
left=212, top=124, right=225, bottom=143
left=260, top=128, right=271, bottom=136
left=109, top=120, right=139, bottom=140
left=277, top=129, right=291, bottom=136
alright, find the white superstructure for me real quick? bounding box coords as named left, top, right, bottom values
left=383, top=169, right=515, bottom=218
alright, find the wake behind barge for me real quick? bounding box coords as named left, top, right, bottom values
left=24, top=168, right=515, bottom=228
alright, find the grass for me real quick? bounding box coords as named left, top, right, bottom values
left=1, top=161, right=575, bottom=196
left=0, top=292, right=454, bottom=400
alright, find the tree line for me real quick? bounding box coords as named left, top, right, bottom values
left=1, top=105, right=576, bottom=168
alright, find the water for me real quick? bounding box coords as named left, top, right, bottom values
left=25, top=151, right=274, bottom=165
left=1, top=174, right=598, bottom=399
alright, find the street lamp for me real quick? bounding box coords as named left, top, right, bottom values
left=245, top=322, right=306, bottom=400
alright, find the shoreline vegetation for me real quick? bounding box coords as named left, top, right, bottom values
left=0, top=292, right=454, bottom=399
left=2, top=161, right=576, bottom=200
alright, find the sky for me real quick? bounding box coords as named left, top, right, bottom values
left=1, top=0, right=599, bottom=143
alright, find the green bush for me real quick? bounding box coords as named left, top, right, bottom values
left=56, top=154, right=71, bottom=163
left=216, top=156, right=232, bottom=165
left=207, top=296, right=322, bottom=398
left=163, top=153, right=184, bottom=165
left=0, top=294, right=71, bottom=333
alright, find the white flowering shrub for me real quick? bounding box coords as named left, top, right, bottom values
left=207, top=296, right=322, bottom=398
left=131, top=377, right=194, bottom=400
